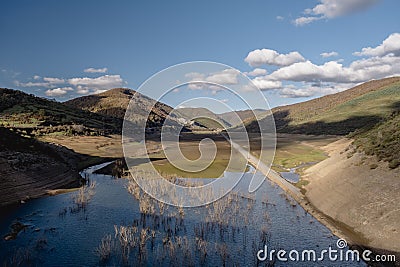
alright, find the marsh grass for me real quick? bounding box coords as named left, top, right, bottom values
left=95, top=234, right=114, bottom=262
left=92, top=168, right=283, bottom=265
left=71, top=181, right=96, bottom=213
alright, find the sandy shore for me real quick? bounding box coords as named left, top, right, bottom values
left=232, top=135, right=400, bottom=266
left=304, top=138, right=400, bottom=253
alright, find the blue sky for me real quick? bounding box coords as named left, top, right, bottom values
left=1, top=0, right=399, bottom=112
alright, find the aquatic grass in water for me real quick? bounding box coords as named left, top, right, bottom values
left=0, top=163, right=366, bottom=266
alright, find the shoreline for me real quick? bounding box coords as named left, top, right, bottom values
left=303, top=138, right=400, bottom=253
left=229, top=138, right=400, bottom=260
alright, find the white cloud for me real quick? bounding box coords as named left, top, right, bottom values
left=43, top=77, right=65, bottom=84
left=294, top=0, right=380, bottom=26
left=45, top=87, right=73, bottom=97
left=184, top=69, right=239, bottom=91
left=245, top=68, right=268, bottom=77
left=280, top=87, right=316, bottom=98
left=76, top=85, right=90, bottom=95
left=15, top=76, right=64, bottom=87
left=68, top=75, right=124, bottom=89
left=16, top=81, right=52, bottom=87
left=267, top=54, right=400, bottom=84
left=279, top=85, right=346, bottom=98
left=353, top=33, right=400, bottom=57
left=206, top=69, right=238, bottom=84
left=84, top=67, right=108, bottom=73
left=320, top=51, right=339, bottom=58
left=251, top=77, right=282, bottom=90
left=268, top=60, right=349, bottom=83
left=245, top=49, right=305, bottom=67
left=294, top=16, right=322, bottom=26
left=276, top=16, right=284, bottom=20
left=247, top=33, right=400, bottom=98
left=15, top=72, right=126, bottom=96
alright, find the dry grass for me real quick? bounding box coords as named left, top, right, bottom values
left=95, top=234, right=114, bottom=261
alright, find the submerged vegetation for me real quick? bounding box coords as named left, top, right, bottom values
left=90, top=168, right=275, bottom=266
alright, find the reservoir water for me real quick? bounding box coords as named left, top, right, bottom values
left=0, top=162, right=366, bottom=266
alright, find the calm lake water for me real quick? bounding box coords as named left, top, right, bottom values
left=0, top=162, right=366, bottom=266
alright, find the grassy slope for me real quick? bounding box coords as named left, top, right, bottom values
left=274, top=77, right=400, bottom=126
left=242, top=77, right=400, bottom=170
left=65, top=88, right=181, bottom=129
left=242, top=77, right=400, bottom=135
left=352, top=111, right=400, bottom=169
left=0, top=88, right=121, bottom=135
left=0, top=127, right=83, bottom=205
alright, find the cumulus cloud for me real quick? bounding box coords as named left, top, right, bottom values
left=15, top=72, right=126, bottom=97
left=206, top=69, right=238, bottom=84
left=84, top=67, right=108, bottom=73
left=68, top=75, right=124, bottom=89
left=247, top=33, right=400, bottom=98
left=45, top=87, right=73, bottom=97
left=184, top=69, right=240, bottom=91
left=267, top=54, right=400, bottom=84
left=245, top=68, right=268, bottom=77
left=294, top=16, right=322, bottom=26
left=294, top=0, right=380, bottom=26
left=16, top=81, right=52, bottom=87
left=279, top=85, right=347, bottom=98
left=43, top=77, right=65, bottom=84
left=251, top=77, right=282, bottom=90
left=16, top=76, right=65, bottom=87
left=353, top=33, right=400, bottom=57
left=245, top=49, right=305, bottom=67
left=267, top=60, right=349, bottom=83
left=320, top=51, right=339, bottom=58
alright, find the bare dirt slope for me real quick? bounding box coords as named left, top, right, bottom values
left=0, top=128, right=82, bottom=206
left=304, top=138, right=400, bottom=252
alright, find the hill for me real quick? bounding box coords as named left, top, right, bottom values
left=174, top=107, right=231, bottom=130
left=65, top=88, right=176, bottom=128
left=243, top=77, right=400, bottom=135
left=0, top=88, right=121, bottom=136
left=352, top=110, right=400, bottom=169
left=0, top=127, right=83, bottom=206
left=218, top=109, right=266, bottom=127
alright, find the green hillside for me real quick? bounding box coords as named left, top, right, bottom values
left=65, top=88, right=174, bottom=125
left=0, top=88, right=121, bottom=136
left=352, top=110, right=400, bottom=169
left=243, top=77, right=400, bottom=135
